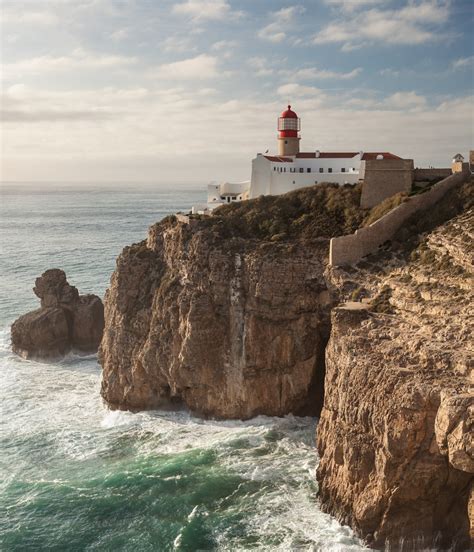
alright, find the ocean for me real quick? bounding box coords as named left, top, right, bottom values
left=0, top=183, right=367, bottom=551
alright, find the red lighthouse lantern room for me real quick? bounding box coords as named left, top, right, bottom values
left=277, top=105, right=300, bottom=156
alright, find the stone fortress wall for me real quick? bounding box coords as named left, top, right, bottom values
left=413, top=168, right=452, bottom=181
left=330, top=164, right=471, bottom=266
left=360, top=159, right=414, bottom=208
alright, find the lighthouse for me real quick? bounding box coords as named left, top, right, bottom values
left=200, top=103, right=406, bottom=212
left=277, top=105, right=300, bottom=156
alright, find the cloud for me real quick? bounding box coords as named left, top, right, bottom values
left=210, top=40, right=238, bottom=59
left=2, top=81, right=472, bottom=182
left=258, top=5, right=305, bottom=43
left=382, top=91, right=427, bottom=110
left=162, top=36, right=198, bottom=53
left=284, top=66, right=362, bottom=80
left=258, top=22, right=286, bottom=43
left=452, top=56, right=474, bottom=70
left=248, top=57, right=274, bottom=77
left=347, top=90, right=428, bottom=110
left=110, top=28, right=130, bottom=41
left=0, top=6, right=60, bottom=25
left=277, top=83, right=326, bottom=101
left=324, top=0, right=388, bottom=11
left=211, top=40, right=238, bottom=51
left=273, top=6, right=305, bottom=22
left=313, top=1, right=450, bottom=48
left=172, top=0, right=244, bottom=21
left=380, top=68, right=402, bottom=77
left=2, top=49, right=137, bottom=80
left=154, top=54, right=221, bottom=80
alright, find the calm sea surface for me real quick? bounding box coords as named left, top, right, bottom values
left=0, top=183, right=367, bottom=551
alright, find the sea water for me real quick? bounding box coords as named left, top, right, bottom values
left=0, top=183, right=368, bottom=551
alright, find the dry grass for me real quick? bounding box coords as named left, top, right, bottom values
left=204, top=183, right=365, bottom=241
left=363, top=192, right=408, bottom=227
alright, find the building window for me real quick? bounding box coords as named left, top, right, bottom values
left=285, top=140, right=288, bottom=144
left=293, top=180, right=295, bottom=184
left=328, top=168, right=333, bottom=173
left=341, top=168, right=346, bottom=172
left=290, top=168, right=295, bottom=173
left=314, top=180, right=318, bottom=184
left=299, top=168, right=304, bottom=173
left=284, top=168, right=286, bottom=172
left=319, top=168, right=323, bottom=173
left=307, top=168, right=311, bottom=173
left=273, top=167, right=276, bottom=171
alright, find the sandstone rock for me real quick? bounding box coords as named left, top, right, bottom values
left=435, top=392, right=474, bottom=473
left=98, top=180, right=473, bottom=548
left=100, top=218, right=333, bottom=418
left=72, top=294, right=105, bottom=352
left=11, top=270, right=104, bottom=361
left=11, top=307, right=70, bottom=361
left=317, top=207, right=474, bottom=550
left=33, top=268, right=79, bottom=308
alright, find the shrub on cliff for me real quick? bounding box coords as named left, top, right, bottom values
left=208, top=183, right=364, bottom=241
left=363, top=192, right=408, bottom=227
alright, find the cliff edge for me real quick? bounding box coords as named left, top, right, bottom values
left=99, top=184, right=363, bottom=418
left=317, top=180, right=473, bottom=550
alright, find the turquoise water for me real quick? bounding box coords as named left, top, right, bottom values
left=0, top=183, right=367, bottom=551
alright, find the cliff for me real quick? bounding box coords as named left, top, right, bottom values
left=100, top=177, right=473, bottom=548
left=317, top=180, right=473, bottom=550
left=11, top=269, right=104, bottom=361
left=99, top=184, right=363, bottom=418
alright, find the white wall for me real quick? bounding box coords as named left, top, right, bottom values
left=249, top=154, right=360, bottom=199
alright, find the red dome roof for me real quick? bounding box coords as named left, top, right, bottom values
left=280, top=105, right=298, bottom=118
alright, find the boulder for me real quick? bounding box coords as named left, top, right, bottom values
left=11, top=269, right=104, bottom=361
left=11, top=307, right=70, bottom=361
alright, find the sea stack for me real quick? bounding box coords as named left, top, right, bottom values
left=11, top=269, right=104, bottom=361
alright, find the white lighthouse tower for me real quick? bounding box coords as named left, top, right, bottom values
left=277, top=105, right=300, bottom=156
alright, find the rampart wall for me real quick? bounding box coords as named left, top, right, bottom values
left=330, top=167, right=470, bottom=266
left=360, top=159, right=414, bottom=209
left=413, top=168, right=451, bottom=181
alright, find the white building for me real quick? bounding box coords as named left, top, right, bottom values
left=203, top=105, right=401, bottom=212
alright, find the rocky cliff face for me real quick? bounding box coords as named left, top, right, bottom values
left=100, top=179, right=473, bottom=548
left=99, top=184, right=366, bottom=418
left=317, top=203, right=473, bottom=550
left=11, top=269, right=104, bottom=361
left=100, top=220, right=332, bottom=418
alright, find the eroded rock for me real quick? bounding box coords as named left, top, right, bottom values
left=11, top=269, right=104, bottom=361
left=99, top=218, right=333, bottom=419
left=317, top=207, right=474, bottom=550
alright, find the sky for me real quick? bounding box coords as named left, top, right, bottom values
left=1, top=0, right=473, bottom=184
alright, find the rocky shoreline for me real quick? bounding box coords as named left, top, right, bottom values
left=97, top=180, right=473, bottom=549
left=11, top=180, right=473, bottom=549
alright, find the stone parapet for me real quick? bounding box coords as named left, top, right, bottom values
left=330, top=168, right=470, bottom=266
left=414, top=168, right=451, bottom=181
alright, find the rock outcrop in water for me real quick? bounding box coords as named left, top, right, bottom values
left=317, top=183, right=474, bottom=550
left=99, top=184, right=365, bottom=418
left=11, top=269, right=104, bottom=361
